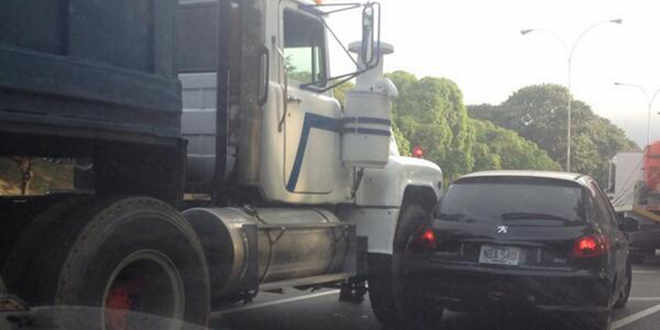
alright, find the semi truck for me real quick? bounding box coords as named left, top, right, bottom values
left=608, top=144, right=660, bottom=263
left=0, top=0, right=443, bottom=329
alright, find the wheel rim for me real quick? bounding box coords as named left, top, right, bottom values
left=103, top=250, right=185, bottom=330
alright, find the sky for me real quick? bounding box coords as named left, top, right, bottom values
left=326, top=0, right=660, bottom=148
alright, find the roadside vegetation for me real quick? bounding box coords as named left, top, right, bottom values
left=337, top=71, right=638, bottom=185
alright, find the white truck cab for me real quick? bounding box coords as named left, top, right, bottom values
left=180, top=0, right=443, bottom=253
left=178, top=0, right=442, bottom=324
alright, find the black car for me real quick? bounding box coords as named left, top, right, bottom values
left=400, top=171, right=632, bottom=330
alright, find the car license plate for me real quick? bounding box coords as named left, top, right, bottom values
left=479, top=245, right=521, bottom=266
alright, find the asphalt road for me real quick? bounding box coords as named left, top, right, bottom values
left=210, top=255, right=660, bottom=330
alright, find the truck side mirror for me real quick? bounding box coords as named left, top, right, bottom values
left=360, top=4, right=378, bottom=67
left=618, top=216, right=639, bottom=232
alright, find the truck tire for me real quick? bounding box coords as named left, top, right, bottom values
left=2, top=197, right=87, bottom=285
left=367, top=254, right=400, bottom=328
left=369, top=202, right=443, bottom=330
left=393, top=203, right=444, bottom=330
left=4, top=196, right=210, bottom=330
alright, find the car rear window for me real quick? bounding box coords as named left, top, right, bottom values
left=438, top=177, right=586, bottom=225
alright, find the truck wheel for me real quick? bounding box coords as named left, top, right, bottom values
left=2, top=197, right=87, bottom=286
left=369, top=202, right=442, bottom=330
left=393, top=203, right=444, bottom=330
left=5, top=196, right=210, bottom=330
left=367, top=254, right=401, bottom=328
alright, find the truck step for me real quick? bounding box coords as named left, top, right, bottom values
left=259, top=273, right=353, bottom=291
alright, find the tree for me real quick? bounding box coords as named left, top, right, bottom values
left=470, top=119, right=560, bottom=172
left=387, top=71, right=473, bottom=180
left=468, top=84, right=639, bottom=184
left=334, top=72, right=562, bottom=181
left=333, top=81, right=353, bottom=107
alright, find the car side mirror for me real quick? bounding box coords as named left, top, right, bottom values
left=618, top=216, right=639, bottom=232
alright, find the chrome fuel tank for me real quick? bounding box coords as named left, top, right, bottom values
left=183, top=207, right=355, bottom=298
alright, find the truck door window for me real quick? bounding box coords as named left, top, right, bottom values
left=283, top=9, right=326, bottom=85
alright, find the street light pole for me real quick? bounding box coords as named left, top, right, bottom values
left=521, top=19, right=622, bottom=172
left=614, top=82, right=660, bottom=148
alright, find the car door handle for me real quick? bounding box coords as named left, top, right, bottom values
left=287, top=96, right=302, bottom=104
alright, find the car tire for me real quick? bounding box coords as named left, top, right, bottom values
left=565, top=310, right=612, bottom=330
left=4, top=196, right=210, bottom=330
left=586, top=310, right=613, bottom=330
left=614, top=262, right=632, bottom=308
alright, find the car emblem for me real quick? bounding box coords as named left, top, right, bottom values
left=496, top=225, right=508, bottom=234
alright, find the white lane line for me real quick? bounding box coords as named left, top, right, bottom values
left=209, top=290, right=340, bottom=317
left=630, top=297, right=660, bottom=301
left=613, top=303, right=660, bottom=329
left=632, top=270, right=660, bottom=275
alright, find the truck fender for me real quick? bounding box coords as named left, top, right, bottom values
left=347, top=156, right=442, bottom=256
left=344, top=185, right=439, bottom=257
left=355, top=155, right=443, bottom=209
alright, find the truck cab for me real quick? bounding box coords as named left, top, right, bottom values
left=177, top=0, right=442, bottom=214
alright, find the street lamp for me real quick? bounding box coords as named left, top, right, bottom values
left=614, top=82, right=660, bottom=148
left=521, top=18, right=623, bottom=172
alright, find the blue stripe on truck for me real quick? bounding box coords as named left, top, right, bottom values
left=285, top=114, right=392, bottom=192
left=286, top=113, right=341, bottom=192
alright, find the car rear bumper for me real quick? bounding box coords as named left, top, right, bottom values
left=402, top=260, right=610, bottom=313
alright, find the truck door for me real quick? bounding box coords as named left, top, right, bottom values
left=278, top=5, right=342, bottom=194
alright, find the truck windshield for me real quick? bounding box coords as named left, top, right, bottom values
left=438, top=179, right=586, bottom=225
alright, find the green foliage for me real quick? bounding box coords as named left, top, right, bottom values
left=385, top=71, right=560, bottom=180
left=468, top=84, right=639, bottom=185
left=470, top=119, right=560, bottom=172
left=387, top=71, right=473, bottom=179
left=392, top=123, right=411, bottom=157
left=333, top=81, right=353, bottom=107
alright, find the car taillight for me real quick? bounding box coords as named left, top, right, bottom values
left=572, top=235, right=608, bottom=258
left=409, top=227, right=437, bottom=252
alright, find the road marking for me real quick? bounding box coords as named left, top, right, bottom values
left=613, top=303, right=660, bottom=329
left=632, top=270, right=660, bottom=275
left=209, top=290, right=340, bottom=317
left=630, top=297, right=660, bottom=301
